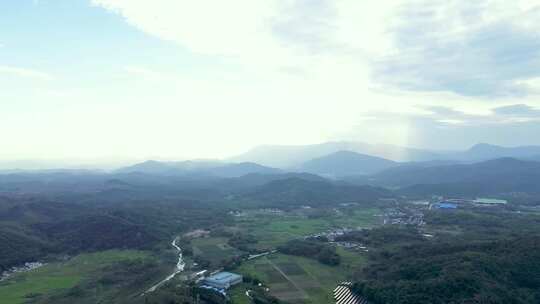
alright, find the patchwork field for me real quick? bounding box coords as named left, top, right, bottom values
left=236, top=252, right=366, bottom=304
left=191, top=237, right=242, bottom=266
left=0, top=250, right=150, bottom=304
left=234, top=207, right=381, bottom=249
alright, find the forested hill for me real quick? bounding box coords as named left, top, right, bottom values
left=0, top=191, right=231, bottom=271
left=244, top=177, right=393, bottom=208
left=350, top=209, right=540, bottom=304
left=372, top=157, right=540, bottom=187
left=297, top=150, right=398, bottom=176
left=365, top=158, right=540, bottom=196
left=354, top=236, right=540, bottom=304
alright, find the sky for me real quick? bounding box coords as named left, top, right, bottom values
left=1, top=0, right=540, bottom=165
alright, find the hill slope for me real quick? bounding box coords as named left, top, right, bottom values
left=354, top=236, right=540, bottom=304
left=245, top=177, right=392, bottom=208
left=298, top=151, right=398, bottom=176
left=370, top=158, right=540, bottom=195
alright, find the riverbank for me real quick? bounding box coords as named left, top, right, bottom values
left=144, top=237, right=185, bottom=294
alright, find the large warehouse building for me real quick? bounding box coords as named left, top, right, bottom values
left=203, top=272, right=243, bottom=290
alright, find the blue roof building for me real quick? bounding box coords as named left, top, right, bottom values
left=435, top=202, right=458, bottom=209
left=203, top=272, right=243, bottom=289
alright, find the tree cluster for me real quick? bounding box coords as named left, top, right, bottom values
left=277, top=240, right=340, bottom=266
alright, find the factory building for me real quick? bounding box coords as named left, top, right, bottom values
left=434, top=202, right=458, bottom=209
left=203, top=272, right=243, bottom=290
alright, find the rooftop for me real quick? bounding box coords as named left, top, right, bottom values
left=206, top=272, right=242, bottom=283
left=474, top=198, right=507, bottom=204
left=436, top=203, right=458, bottom=209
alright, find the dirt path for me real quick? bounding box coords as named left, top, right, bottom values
left=267, top=259, right=309, bottom=299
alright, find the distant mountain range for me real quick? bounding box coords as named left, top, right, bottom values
left=115, top=143, right=540, bottom=181
left=116, top=160, right=281, bottom=177
left=230, top=142, right=540, bottom=168
left=5, top=142, right=540, bottom=198
left=448, top=143, right=540, bottom=162
left=230, top=141, right=441, bottom=167
left=3, top=142, right=540, bottom=175
left=366, top=158, right=540, bottom=196
left=3, top=153, right=540, bottom=200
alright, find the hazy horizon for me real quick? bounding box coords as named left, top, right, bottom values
left=0, top=140, right=539, bottom=171
left=2, top=1, right=540, bottom=162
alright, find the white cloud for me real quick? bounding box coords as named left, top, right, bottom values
left=92, top=1, right=282, bottom=61
left=6, top=1, right=540, bottom=162
left=493, top=104, right=540, bottom=118
left=92, top=0, right=540, bottom=99
left=90, top=0, right=401, bottom=74
left=0, top=65, right=54, bottom=81
left=375, top=0, right=540, bottom=97
left=337, top=103, right=540, bottom=150
left=91, top=0, right=406, bottom=130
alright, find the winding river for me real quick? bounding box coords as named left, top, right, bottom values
left=144, top=238, right=185, bottom=294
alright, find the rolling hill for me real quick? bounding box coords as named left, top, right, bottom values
left=298, top=150, right=398, bottom=177
left=245, top=177, right=393, bottom=208
left=369, top=158, right=540, bottom=196
left=116, top=160, right=280, bottom=177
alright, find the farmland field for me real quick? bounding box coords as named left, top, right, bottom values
left=0, top=250, right=151, bottom=304
left=191, top=237, right=243, bottom=266
left=235, top=252, right=367, bottom=304
left=229, top=283, right=252, bottom=304
left=226, top=206, right=377, bottom=303
left=234, top=206, right=381, bottom=249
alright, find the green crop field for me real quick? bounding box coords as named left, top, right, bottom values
left=235, top=252, right=367, bottom=304
left=191, top=237, right=242, bottom=266
left=0, top=250, right=149, bottom=304
left=332, top=207, right=381, bottom=228
left=234, top=207, right=381, bottom=249
left=228, top=283, right=251, bottom=304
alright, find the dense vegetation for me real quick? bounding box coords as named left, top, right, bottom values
left=277, top=240, right=340, bottom=266
left=350, top=209, right=540, bottom=304
left=246, top=177, right=392, bottom=208
left=0, top=227, right=49, bottom=271
left=0, top=184, right=232, bottom=271
left=354, top=236, right=540, bottom=304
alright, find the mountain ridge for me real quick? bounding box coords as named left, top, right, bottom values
left=230, top=142, right=540, bottom=168
left=297, top=150, right=398, bottom=177
left=115, top=160, right=281, bottom=178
